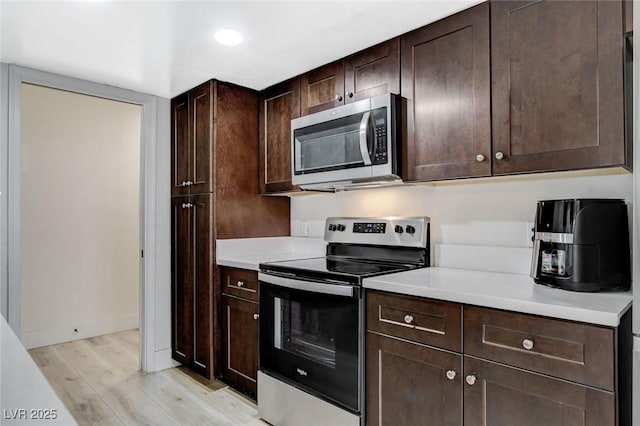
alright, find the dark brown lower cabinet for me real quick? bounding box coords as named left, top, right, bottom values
left=365, top=290, right=629, bottom=426
left=463, top=356, right=615, bottom=426
left=366, top=332, right=462, bottom=426
left=219, top=268, right=259, bottom=398
left=221, top=295, right=259, bottom=397
left=171, top=194, right=213, bottom=379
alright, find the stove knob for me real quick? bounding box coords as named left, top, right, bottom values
left=394, top=225, right=403, bottom=234
left=337, top=224, right=346, bottom=232
left=328, top=224, right=336, bottom=231
left=405, top=225, right=416, bottom=235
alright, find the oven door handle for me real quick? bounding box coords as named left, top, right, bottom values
left=258, top=273, right=357, bottom=298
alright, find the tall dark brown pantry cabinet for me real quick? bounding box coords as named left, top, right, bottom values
left=171, top=80, right=290, bottom=380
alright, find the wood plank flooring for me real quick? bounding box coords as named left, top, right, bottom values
left=28, top=330, right=267, bottom=426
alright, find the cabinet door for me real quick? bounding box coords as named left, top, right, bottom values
left=300, top=61, right=345, bottom=116
left=192, top=193, right=213, bottom=379
left=463, top=356, right=615, bottom=426
left=171, top=93, right=190, bottom=196
left=259, top=80, right=300, bottom=193
left=171, top=196, right=193, bottom=365
left=401, top=3, right=491, bottom=181
left=221, top=295, right=259, bottom=396
left=189, top=81, right=214, bottom=194
left=344, top=38, right=400, bottom=103
left=491, top=0, right=626, bottom=174
left=366, top=332, right=462, bottom=426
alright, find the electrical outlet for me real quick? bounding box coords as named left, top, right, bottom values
left=526, top=221, right=535, bottom=248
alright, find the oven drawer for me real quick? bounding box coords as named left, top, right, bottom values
left=366, top=290, right=462, bottom=352
left=464, top=306, right=615, bottom=391
left=221, top=267, right=259, bottom=301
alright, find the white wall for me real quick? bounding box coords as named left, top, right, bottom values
left=19, top=84, right=140, bottom=348
left=153, top=95, right=172, bottom=368
left=0, top=62, right=8, bottom=320
left=292, top=172, right=633, bottom=269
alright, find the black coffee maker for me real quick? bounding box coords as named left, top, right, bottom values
left=530, top=199, right=630, bottom=292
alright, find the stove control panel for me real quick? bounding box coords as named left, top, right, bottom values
left=354, top=222, right=386, bottom=234
left=324, top=217, right=430, bottom=248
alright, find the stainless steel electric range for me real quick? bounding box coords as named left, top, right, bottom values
left=257, top=217, right=430, bottom=426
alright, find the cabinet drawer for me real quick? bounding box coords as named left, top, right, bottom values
left=221, top=268, right=259, bottom=301
left=366, top=290, right=462, bottom=352
left=464, top=306, right=615, bottom=391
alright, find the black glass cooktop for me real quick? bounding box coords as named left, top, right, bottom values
left=260, top=256, right=417, bottom=285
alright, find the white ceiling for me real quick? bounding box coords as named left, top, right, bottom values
left=1, top=1, right=482, bottom=99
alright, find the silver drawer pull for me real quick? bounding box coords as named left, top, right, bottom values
left=466, top=374, right=477, bottom=386
left=404, top=314, right=414, bottom=324
left=237, top=281, right=245, bottom=287
left=446, top=370, right=456, bottom=381
left=253, top=314, right=259, bottom=320
left=522, top=339, right=534, bottom=351
left=296, top=368, right=308, bottom=377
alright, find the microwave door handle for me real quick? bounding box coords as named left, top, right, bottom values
left=359, top=111, right=373, bottom=166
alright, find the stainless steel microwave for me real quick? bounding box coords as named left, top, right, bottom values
left=291, top=93, right=403, bottom=190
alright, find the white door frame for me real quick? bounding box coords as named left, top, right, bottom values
left=6, top=65, right=157, bottom=372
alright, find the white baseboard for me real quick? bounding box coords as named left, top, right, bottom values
left=21, top=314, right=139, bottom=349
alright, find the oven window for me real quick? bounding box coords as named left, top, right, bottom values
left=276, top=297, right=337, bottom=368
left=260, top=281, right=360, bottom=413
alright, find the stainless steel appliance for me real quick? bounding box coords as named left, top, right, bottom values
left=258, top=217, right=430, bottom=426
left=530, top=199, right=631, bottom=292
left=291, top=93, right=403, bottom=190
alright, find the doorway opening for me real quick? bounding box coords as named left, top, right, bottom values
left=20, top=83, right=142, bottom=356
left=6, top=65, right=160, bottom=373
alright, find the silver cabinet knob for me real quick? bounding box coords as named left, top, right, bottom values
left=237, top=280, right=244, bottom=287
left=253, top=313, right=259, bottom=320
left=180, top=181, right=187, bottom=187
left=522, top=339, right=534, bottom=350
left=181, top=203, right=193, bottom=209
left=495, top=151, right=505, bottom=160
left=335, top=94, right=343, bottom=102
left=404, top=314, right=414, bottom=324
left=446, top=370, right=456, bottom=380
left=186, top=181, right=192, bottom=186
left=466, top=374, right=477, bottom=386
left=475, top=154, right=485, bottom=162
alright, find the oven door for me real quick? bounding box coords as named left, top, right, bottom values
left=259, top=274, right=361, bottom=413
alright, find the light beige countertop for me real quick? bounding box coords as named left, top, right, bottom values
left=364, top=267, right=632, bottom=327
left=216, top=237, right=326, bottom=271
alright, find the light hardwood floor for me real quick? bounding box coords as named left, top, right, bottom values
left=28, top=330, right=266, bottom=426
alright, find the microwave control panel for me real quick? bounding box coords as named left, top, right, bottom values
left=372, top=107, right=388, bottom=165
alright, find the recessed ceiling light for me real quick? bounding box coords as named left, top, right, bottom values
left=213, top=29, right=243, bottom=47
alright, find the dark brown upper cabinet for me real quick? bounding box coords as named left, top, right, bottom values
left=171, top=81, right=214, bottom=196
left=300, top=60, right=345, bottom=116
left=259, top=79, right=301, bottom=194
left=491, top=0, right=628, bottom=175
left=300, top=38, right=400, bottom=116
left=401, top=3, right=491, bottom=182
